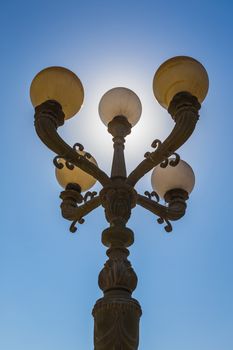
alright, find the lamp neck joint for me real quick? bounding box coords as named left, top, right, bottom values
left=34, top=99, right=65, bottom=128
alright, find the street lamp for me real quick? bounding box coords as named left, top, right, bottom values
left=30, top=56, right=209, bottom=350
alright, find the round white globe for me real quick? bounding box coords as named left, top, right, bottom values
left=98, top=87, right=142, bottom=127
left=151, top=159, right=195, bottom=199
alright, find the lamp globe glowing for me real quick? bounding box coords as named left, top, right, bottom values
left=30, top=66, right=84, bottom=120
left=153, top=56, right=209, bottom=109
left=98, top=87, right=142, bottom=127
left=151, top=159, right=195, bottom=199
left=55, top=151, right=97, bottom=192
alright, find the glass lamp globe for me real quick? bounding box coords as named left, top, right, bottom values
left=98, top=87, right=142, bottom=127
left=153, top=56, right=209, bottom=109
left=55, top=151, right=97, bottom=192
left=151, top=159, right=195, bottom=199
left=30, top=66, right=84, bottom=120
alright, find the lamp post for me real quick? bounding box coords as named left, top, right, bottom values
left=30, top=56, right=209, bottom=350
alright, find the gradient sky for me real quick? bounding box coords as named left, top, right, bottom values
left=1, top=1, right=233, bottom=349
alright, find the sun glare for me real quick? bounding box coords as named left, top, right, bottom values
left=63, top=61, right=173, bottom=180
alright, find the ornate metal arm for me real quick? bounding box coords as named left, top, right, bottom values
left=60, top=184, right=101, bottom=233
left=127, top=92, right=201, bottom=186
left=34, top=100, right=111, bottom=187
left=137, top=189, right=188, bottom=232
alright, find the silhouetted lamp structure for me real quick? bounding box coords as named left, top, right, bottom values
left=30, top=56, right=209, bottom=349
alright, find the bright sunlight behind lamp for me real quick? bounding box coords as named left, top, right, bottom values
left=98, top=87, right=142, bottom=126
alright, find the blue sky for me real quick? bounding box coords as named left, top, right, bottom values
left=1, top=1, right=233, bottom=349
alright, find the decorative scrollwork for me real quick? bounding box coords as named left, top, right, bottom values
left=83, top=152, right=92, bottom=159
left=151, top=139, right=162, bottom=149
left=53, top=156, right=64, bottom=169
left=160, top=152, right=180, bottom=168
left=69, top=218, right=85, bottom=233
left=65, top=161, right=75, bottom=170
left=169, top=153, right=180, bottom=167
left=144, top=142, right=180, bottom=169
left=157, top=217, right=172, bottom=233
left=83, top=191, right=97, bottom=203
left=73, top=143, right=92, bottom=160
left=160, top=158, right=169, bottom=168
left=144, top=140, right=162, bottom=160
left=144, top=191, right=160, bottom=202
left=73, top=142, right=84, bottom=151
left=53, top=156, right=75, bottom=170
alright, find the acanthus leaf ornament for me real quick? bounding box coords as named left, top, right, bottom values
left=100, top=184, right=137, bottom=227
left=98, top=249, right=138, bottom=293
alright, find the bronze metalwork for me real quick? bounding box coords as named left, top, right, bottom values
left=33, top=90, right=201, bottom=349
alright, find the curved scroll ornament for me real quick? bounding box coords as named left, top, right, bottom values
left=73, top=142, right=84, bottom=151
left=144, top=190, right=160, bottom=202
left=53, top=155, right=75, bottom=170
left=160, top=152, right=180, bottom=168
left=65, top=161, right=74, bottom=170
left=73, top=143, right=92, bottom=160
left=69, top=217, right=85, bottom=233
left=169, top=153, right=180, bottom=166
left=84, top=191, right=97, bottom=203
left=157, top=217, right=172, bottom=233
left=144, top=139, right=162, bottom=160
left=151, top=139, right=162, bottom=149
left=53, top=156, right=64, bottom=169
left=54, top=144, right=94, bottom=173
